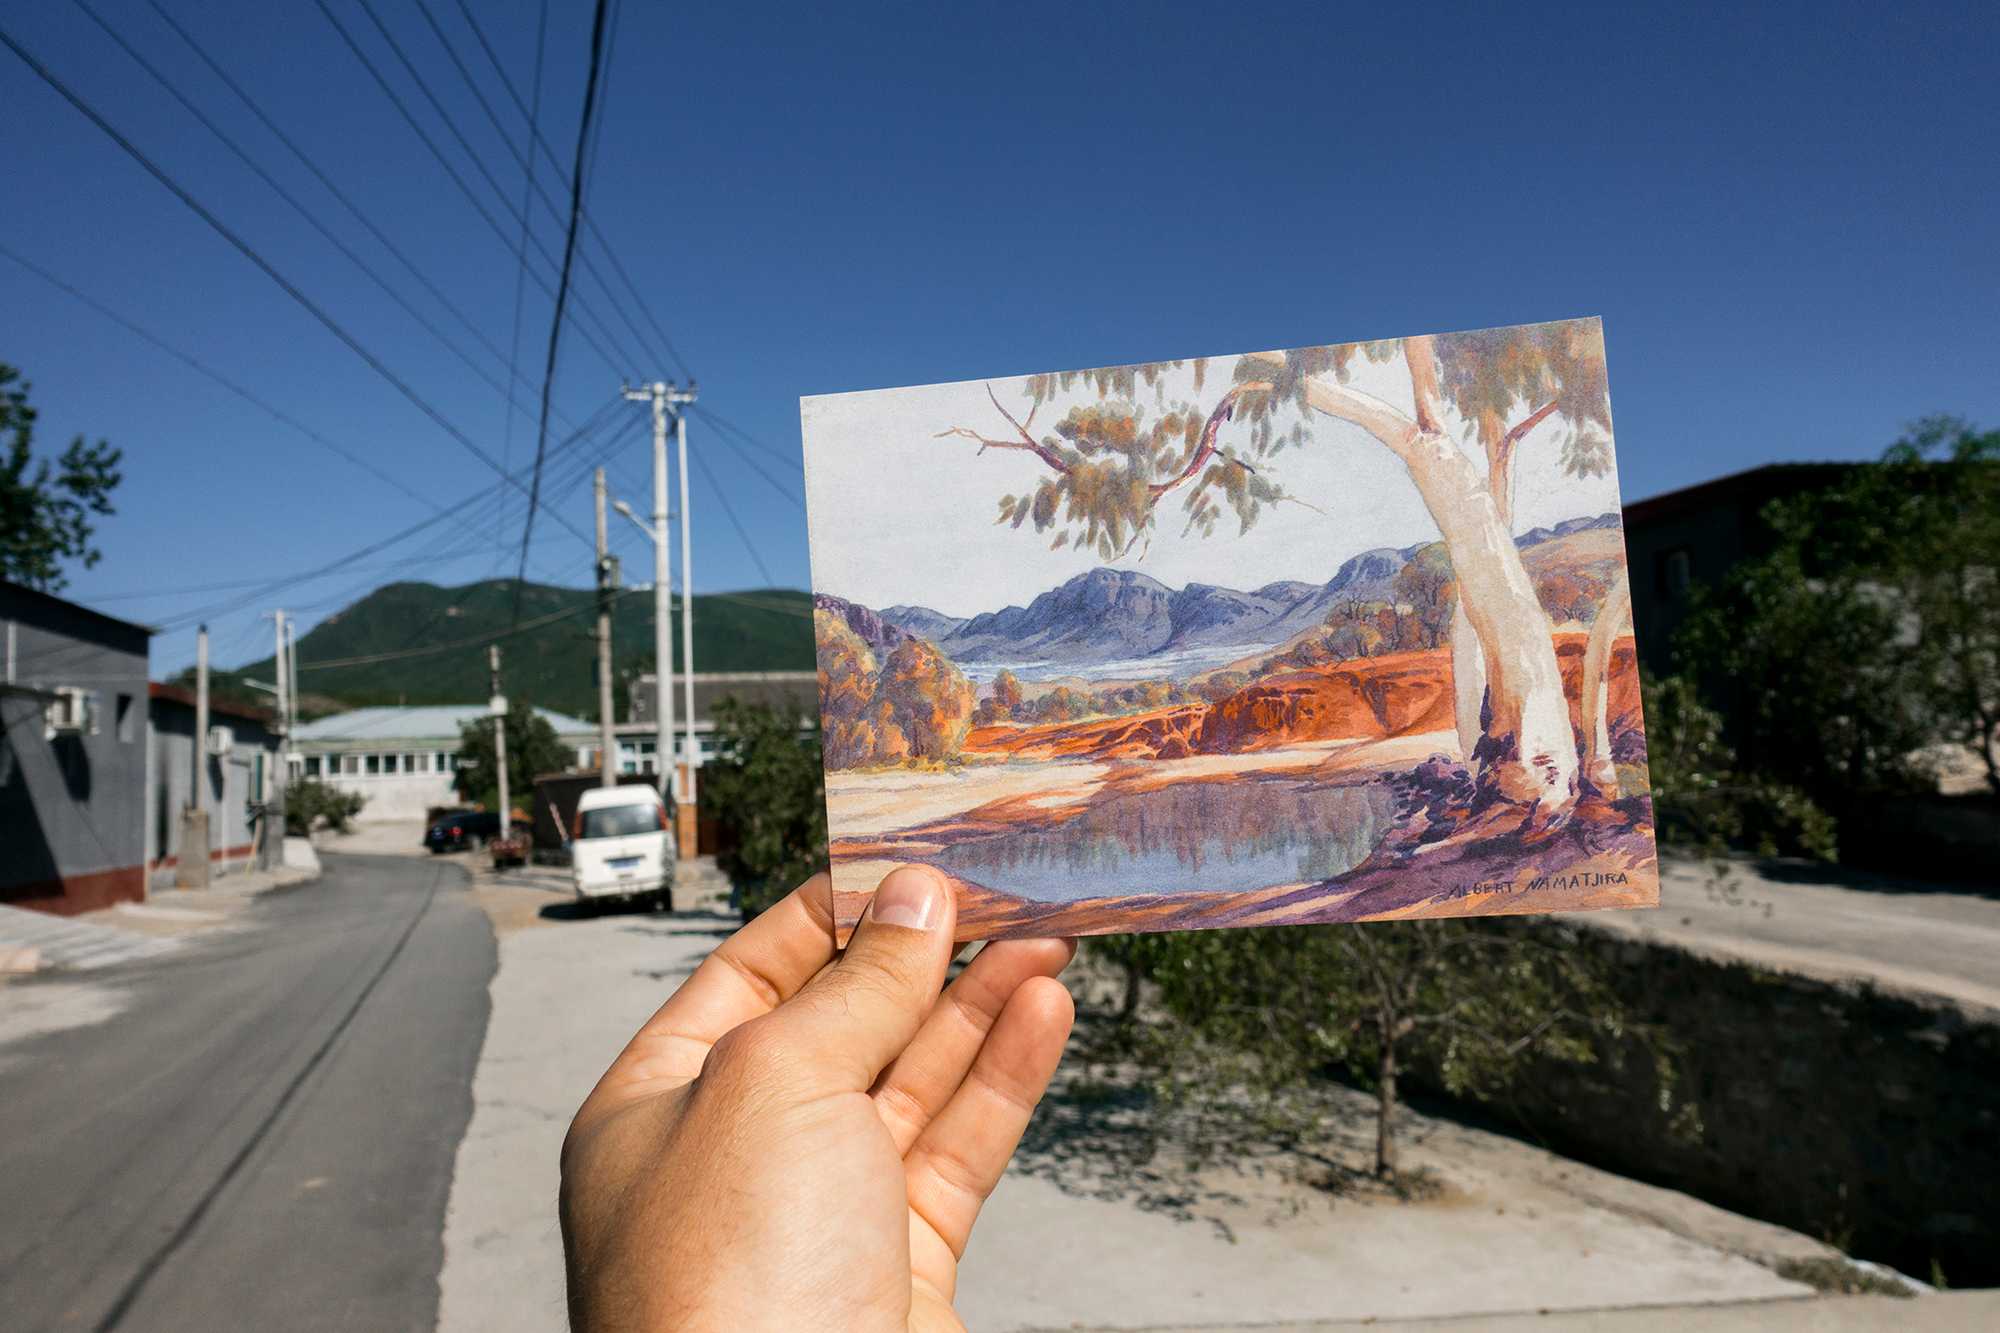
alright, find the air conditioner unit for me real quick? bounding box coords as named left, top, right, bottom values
left=43, top=687, right=98, bottom=740
left=206, top=725, right=234, bottom=757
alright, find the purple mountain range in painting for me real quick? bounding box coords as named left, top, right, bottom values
left=822, top=513, right=1620, bottom=669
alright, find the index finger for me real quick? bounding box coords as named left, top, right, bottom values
left=594, top=872, right=840, bottom=1094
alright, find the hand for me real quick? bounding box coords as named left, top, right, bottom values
left=560, top=865, right=1076, bottom=1332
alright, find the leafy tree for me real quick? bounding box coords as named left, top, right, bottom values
left=1640, top=667, right=1837, bottom=860
left=818, top=611, right=977, bottom=768
left=1675, top=417, right=2000, bottom=812
left=702, top=696, right=828, bottom=919
left=1, top=364, right=122, bottom=592
left=945, top=322, right=1623, bottom=825
left=284, top=778, right=368, bottom=833
left=455, top=701, right=576, bottom=807
left=1092, top=918, right=1680, bottom=1181
left=1393, top=541, right=1456, bottom=648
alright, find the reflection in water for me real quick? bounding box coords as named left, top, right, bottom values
left=927, top=779, right=1396, bottom=903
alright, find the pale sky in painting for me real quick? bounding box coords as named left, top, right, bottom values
left=802, top=331, right=1628, bottom=619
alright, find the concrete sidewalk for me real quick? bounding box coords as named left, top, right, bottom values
left=1563, top=853, right=2000, bottom=1016
left=433, top=881, right=1957, bottom=1333
left=1052, top=1290, right=1999, bottom=1331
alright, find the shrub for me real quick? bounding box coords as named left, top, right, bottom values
left=285, top=778, right=366, bottom=834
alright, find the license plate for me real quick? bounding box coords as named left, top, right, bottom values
left=608, top=857, right=641, bottom=870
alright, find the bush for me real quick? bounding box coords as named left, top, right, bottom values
left=285, top=779, right=367, bottom=834
left=701, top=696, right=828, bottom=919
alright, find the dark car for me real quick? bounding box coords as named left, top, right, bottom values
left=424, top=809, right=502, bottom=852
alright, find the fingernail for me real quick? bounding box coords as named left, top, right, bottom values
left=869, top=866, right=943, bottom=932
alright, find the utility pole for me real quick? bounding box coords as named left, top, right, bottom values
left=594, top=468, right=617, bottom=788
left=489, top=644, right=510, bottom=839
left=270, top=609, right=289, bottom=871
left=195, top=623, right=209, bottom=808
left=177, top=625, right=213, bottom=888
left=675, top=392, right=699, bottom=856
left=621, top=379, right=696, bottom=855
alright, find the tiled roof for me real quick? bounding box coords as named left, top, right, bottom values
left=292, top=704, right=596, bottom=744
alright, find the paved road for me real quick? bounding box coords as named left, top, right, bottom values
left=1564, top=854, right=2000, bottom=1014
left=0, top=853, right=495, bottom=1333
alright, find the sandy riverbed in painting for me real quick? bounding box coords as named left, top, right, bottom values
left=804, top=321, right=1658, bottom=943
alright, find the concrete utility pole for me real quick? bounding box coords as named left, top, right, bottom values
left=676, top=396, right=698, bottom=854
left=594, top=468, right=617, bottom=788
left=490, top=644, right=510, bottom=838
left=177, top=625, right=214, bottom=888
left=195, top=624, right=209, bottom=808
left=621, top=379, right=696, bottom=855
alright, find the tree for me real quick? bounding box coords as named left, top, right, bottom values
left=944, top=322, right=1618, bottom=828
left=876, top=638, right=977, bottom=760
left=455, top=701, right=576, bottom=808
left=991, top=667, right=1023, bottom=713
left=1, top=364, right=122, bottom=592
left=1092, top=917, right=1676, bottom=1181
left=284, top=778, right=367, bottom=833
left=1639, top=667, right=1836, bottom=860
left=1675, top=417, right=2000, bottom=812
left=1393, top=541, right=1456, bottom=649
left=702, top=696, right=828, bottom=919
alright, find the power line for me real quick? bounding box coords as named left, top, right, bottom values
left=305, top=0, right=639, bottom=379
left=512, top=0, right=611, bottom=634
left=691, top=404, right=806, bottom=473
left=0, top=239, right=451, bottom=523
left=0, top=17, right=598, bottom=551
left=140, top=0, right=562, bottom=426
left=71, top=0, right=548, bottom=431
left=446, top=0, right=694, bottom=381
left=345, top=0, right=655, bottom=381
left=406, top=0, right=667, bottom=382
left=689, top=406, right=807, bottom=511
left=498, top=0, right=549, bottom=515
left=688, top=444, right=777, bottom=587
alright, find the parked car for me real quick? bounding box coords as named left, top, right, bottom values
left=570, top=785, right=673, bottom=914
left=424, top=809, right=501, bottom=852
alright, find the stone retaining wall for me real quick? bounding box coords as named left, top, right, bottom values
left=1490, top=933, right=1999, bottom=1287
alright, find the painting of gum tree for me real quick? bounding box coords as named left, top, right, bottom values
left=803, top=317, right=1653, bottom=944
left=941, top=320, right=1625, bottom=833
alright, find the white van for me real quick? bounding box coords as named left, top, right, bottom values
left=570, top=784, right=674, bottom=913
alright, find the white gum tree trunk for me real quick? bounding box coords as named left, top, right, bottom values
left=1264, top=342, right=1579, bottom=818
left=1579, top=569, right=1632, bottom=795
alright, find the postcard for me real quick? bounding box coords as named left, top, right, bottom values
left=801, top=319, right=1657, bottom=943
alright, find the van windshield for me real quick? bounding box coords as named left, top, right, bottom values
left=579, top=803, right=664, bottom=839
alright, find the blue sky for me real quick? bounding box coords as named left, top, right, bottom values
left=3, top=0, right=1995, bottom=676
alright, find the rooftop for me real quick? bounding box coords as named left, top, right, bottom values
left=292, top=704, right=596, bottom=744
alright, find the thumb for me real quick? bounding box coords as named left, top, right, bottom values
left=764, top=864, right=956, bottom=1091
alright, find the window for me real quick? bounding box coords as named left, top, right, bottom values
left=1657, top=547, right=1692, bottom=600
left=579, top=802, right=665, bottom=839
left=305, top=756, right=322, bottom=778
left=116, top=693, right=135, bottom=743
left=365, top=755, right=381, bottom=775
left=342, top=754, right=360, bottom=776
left=435, top=752, right=451, bottom=772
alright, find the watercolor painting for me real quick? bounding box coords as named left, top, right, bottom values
left=801, top=319, right=1656, bottom=943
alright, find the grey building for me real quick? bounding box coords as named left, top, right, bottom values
left=615, top=672, right=817, bottom=775
left=2, top=580, right=152, bottom=914
left=146, top=683, right=281, bottom=889
left=1622, top=463, right=1852, bottom=679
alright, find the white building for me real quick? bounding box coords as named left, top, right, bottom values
left=290, top=705, right=599, bottom=822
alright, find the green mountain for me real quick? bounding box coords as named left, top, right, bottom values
left=193, top=579, right=813, bottom=721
